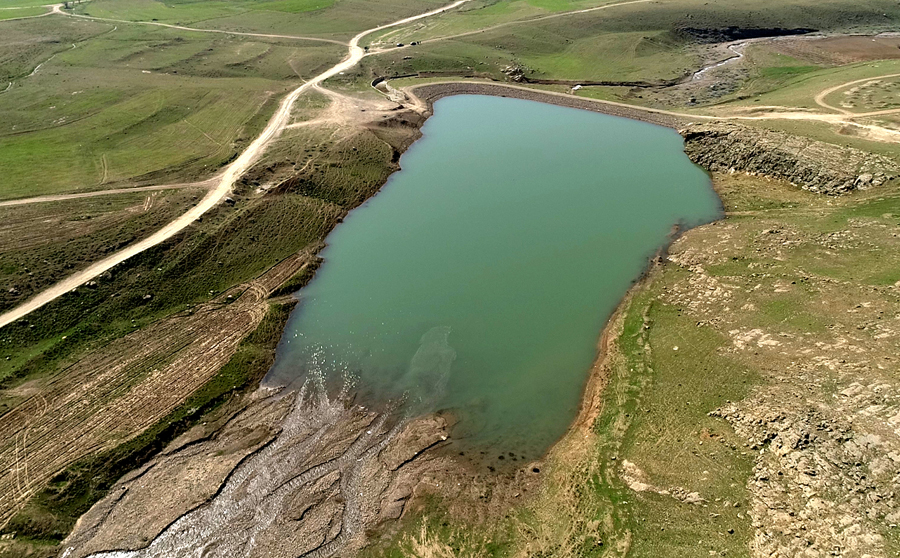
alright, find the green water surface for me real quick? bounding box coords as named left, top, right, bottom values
left=266, top=95, right=721, bottom=461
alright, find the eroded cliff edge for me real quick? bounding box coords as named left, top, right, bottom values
left=680, top=122, right=899, bottom=194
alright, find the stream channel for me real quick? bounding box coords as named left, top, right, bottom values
left=265, top=94, right=722, bottom=463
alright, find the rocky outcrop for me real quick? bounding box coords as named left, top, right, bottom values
left=680, top=122, right=899, bottom=194
left=712, top=394, right=900, bottom=558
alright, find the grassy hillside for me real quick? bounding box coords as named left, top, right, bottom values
left=71, top=0, right=449, bottom=38
left=0, top=18, right=344, bottom=199
left=353, top=0, right=900, bottom=84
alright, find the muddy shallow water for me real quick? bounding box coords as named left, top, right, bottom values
left=265, top=94, right=721, bottom=462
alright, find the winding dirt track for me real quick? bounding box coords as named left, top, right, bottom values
left=0, top=0, right=470, bottom=330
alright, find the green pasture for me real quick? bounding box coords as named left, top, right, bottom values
left=72, top=0, right=449, bottom=38
left=0, top=6, right=45, bottom=19
left=0, top=21, right=344, bottom=199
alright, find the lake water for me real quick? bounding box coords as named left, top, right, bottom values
left=265, top=95, right=721, bottom=463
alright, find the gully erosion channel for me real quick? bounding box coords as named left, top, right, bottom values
left=265, top=94, right=722, bottom=466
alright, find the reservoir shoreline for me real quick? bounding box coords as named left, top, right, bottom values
left=407, top=80, right=698, bottom=129
left=59, top=89, right=725, bottom=558
left=267, top=93, right=721, bottom=463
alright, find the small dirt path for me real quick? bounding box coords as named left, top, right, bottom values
left=0, top=182, right=210, bottom=208
left=0, top=0, right=470, bottom=330
left=410, top=0, right=651, bottom=46
left=0, top=3, right=56, bottom=22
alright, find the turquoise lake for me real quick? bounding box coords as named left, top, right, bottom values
left=265, top=95, right=721, bottom=462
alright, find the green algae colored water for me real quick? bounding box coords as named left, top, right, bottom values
left=266, top=95, right=720, bottom=461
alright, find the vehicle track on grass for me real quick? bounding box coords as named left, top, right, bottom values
left=814, top=72, right=900, bottom=114
left=0, top=0, right=470, bottom=330
left=0, top=182, right=210, bottom=207
left=411, top=0, right=654, bottom=46
left=52, top=3, right=349, bottom=46
left=0, top=3, right=55, bottom=22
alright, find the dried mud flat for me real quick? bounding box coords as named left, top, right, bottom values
left=58, top=382, right=543, bottom=558
left=59, top=382, right=453, bottom=558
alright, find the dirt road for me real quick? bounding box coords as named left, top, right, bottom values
left=403, top=78, right=900, bottom=142
left=0, top=182, right=209, bottom=208
left=0, top=3, right=56, bottom=22
left=814, top=72, right=900, bottom=113
left=0, top=0, right=469, bottom=330
left=417, top=0, right=652, bottom=46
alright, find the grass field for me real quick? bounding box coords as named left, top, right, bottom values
left=0, top=188, right=206, bottom=316
left=716, top=57, right=900, bottom=111
left=0, top=17, right=344, bottom=199
left=71, top=0, right=449, bottom=38
left=0, top=7, right=46, bottom=19
left=0, top=0, right=56, bottom=7
left=351, top=0, right=900, bottom=92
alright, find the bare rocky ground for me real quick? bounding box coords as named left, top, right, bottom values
left=59, top=379, right=453, bottom=558
left=681, top=122, right=900, bottom=194
left=656, top=174, right=900, bottom=557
